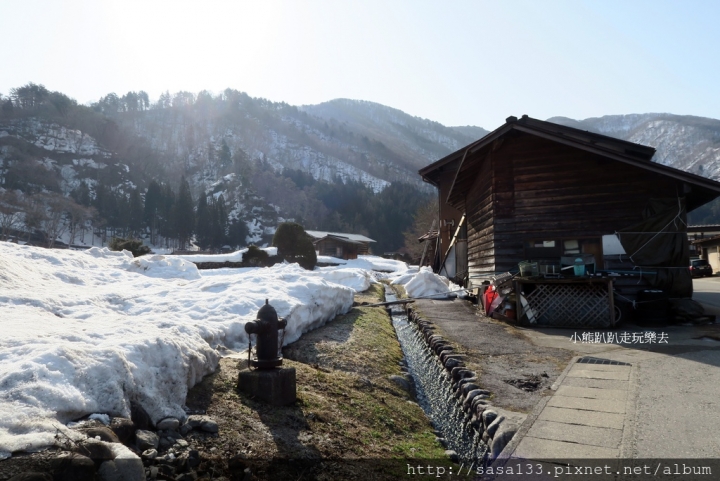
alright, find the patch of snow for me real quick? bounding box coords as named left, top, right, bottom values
left=88, top=413, right=110, bottom=425
left=404, top=266, right=452, bottom=298
left=316, top=255, right=347, bottom=265
left=312, top=268, right=376, bottom=293
left=172, top=247, right=276, bottom=264
left=389, top=267, right=420, bottom=285
left=341, top=255, right=408, bottom=273
left=245, top=218, right=263, bottom=244
left=0, top=246, right=408, bottom=456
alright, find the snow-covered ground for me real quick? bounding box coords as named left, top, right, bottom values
left=0, top=245, right=460, bottom=460
left=172, top=247, right=277, bottom=264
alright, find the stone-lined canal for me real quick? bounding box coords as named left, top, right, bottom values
left=385, top=286, right=486, bottom=463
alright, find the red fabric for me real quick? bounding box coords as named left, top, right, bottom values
left=484, top=287, right=498, bottom=315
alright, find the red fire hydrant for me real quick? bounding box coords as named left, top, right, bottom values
left=245, top=299, right=287, bottom=369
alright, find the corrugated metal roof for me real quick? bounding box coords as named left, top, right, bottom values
left=305, top=230, right=376, bottom=243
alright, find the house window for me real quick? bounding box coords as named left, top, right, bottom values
left=563, top=240, right=580, bottom=255
left=336, top=246, right=343, bottom=257
left=524, top=238, right=602, bottom=262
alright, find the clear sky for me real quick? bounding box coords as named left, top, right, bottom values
left=1, top=0, right=718, bottom=129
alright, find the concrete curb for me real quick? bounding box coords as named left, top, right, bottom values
left=491, top=394, right=552, bottom=469
left=550, top=355, right=582, bottom=391
left=619, top=361, right=639, bottom=458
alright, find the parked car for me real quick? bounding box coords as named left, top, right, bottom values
left=690, top=258, right=713, bottom=278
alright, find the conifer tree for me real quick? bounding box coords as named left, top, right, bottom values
left=195, top=194, right=211, bottom=249
left=219, top=140, right=232, bottom=168
left=128, top=188, right=143, bottom=237
left=144, top=180, right=162, bottom=245
left=159, top=183, right=176, bottom=247
left=174, top=176, right=194, bottom=249
left=212, top=194, right=228, bottom=248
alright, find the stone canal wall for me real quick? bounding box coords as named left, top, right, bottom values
left=406, top=306, right=523, bottom=462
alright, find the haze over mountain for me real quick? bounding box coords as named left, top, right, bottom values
left=1, top=84, right=720, bottom=253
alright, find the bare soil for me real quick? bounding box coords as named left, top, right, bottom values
left=408, top=297, right=574, bottom=414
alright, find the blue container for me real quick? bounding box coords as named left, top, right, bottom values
left=573, top=258, right=585, bottom=276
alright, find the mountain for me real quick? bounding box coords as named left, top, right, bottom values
left=547, top=113, right=720, bottom=223
left=3, top=83, right=720, bottom=253
left=548, top=113, right=720, bottom=180
left=0, top=86, right=483, bottom=253
left=300, top=99, right=489, bottom=169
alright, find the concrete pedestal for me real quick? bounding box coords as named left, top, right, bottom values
left=237, top=367, right=296, bottom=406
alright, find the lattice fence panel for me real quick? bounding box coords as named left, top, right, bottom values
left=522, top=283, right=612, bottom=328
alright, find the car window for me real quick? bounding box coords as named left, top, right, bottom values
left=692, top=260, right=709, bottom=267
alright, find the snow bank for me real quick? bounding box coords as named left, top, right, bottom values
left=172, top=246, right=277, bottom=264
left=126, top=255, right=202, bottom=280
left=0, top=243, right=362, bottom=456
left=313, top=268, right=375, bottom=293
left=342, top=255, right=408, bottom=273
left=389, top=266, right=420, bottom=286
left=404, top=267, right=452, bottom=298
left=316, top=255, right=347, bottom=265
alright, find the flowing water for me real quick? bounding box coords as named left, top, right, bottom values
left=385, top=287, right=486, bottom=463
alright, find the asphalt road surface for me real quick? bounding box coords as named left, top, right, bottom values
left=693, top=276, right=720, bottom=314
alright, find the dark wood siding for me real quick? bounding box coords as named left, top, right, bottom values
left=488, top=134, right=682, bottom=272
left=465, top=152, right=495, bottom=281
left=314, top=239, right=369, bottom=260
left=436, top=165, right=464, bottom=251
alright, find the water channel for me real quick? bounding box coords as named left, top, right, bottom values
left=384, top=286, right=486, bottom=463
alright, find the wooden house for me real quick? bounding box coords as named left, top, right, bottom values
left=306, top=230, right=375, bottom=260
left=687, top=224, right=720, bottom=258
left=419, top=116, right=720, bottom=326
left=421, top=115, right=720, bottom=285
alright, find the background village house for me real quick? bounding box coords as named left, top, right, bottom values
left=419, top=115, right=720, bottom=327
left=306, top=230, right=375, bottom=260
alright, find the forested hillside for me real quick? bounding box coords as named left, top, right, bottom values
left=0, top=84, right=452, bottom=254
left=3, top=83, right=720, bottom=256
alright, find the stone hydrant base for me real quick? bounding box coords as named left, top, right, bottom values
left=237, top=367, right=296, bottom=406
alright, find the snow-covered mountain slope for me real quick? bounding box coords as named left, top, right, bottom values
left=114, top=95, right=486, bottom=194
left=0, top=119, right=133, bottom=196
left=548, top=114, right=720, bottom=180
left=300, top=99, right=488, bottom=167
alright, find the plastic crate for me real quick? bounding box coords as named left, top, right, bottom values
left=518, top=261, right=539, bottom=277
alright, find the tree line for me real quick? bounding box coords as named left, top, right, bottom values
left=1, top=82, right=434, bottom=255
left=1, top=176, right=250, bottom=251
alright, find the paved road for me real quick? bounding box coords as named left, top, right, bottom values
left=416, top=284, right=720, bottom=477
left=496, top=280, right=720, bottom=476
left=693, top=276, right=720, bottom=313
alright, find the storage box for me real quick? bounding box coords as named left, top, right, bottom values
left=518, top=261, right=539, bottom=277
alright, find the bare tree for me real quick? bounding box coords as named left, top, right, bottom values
left=23, top=197, right=46, bottom=244
left=24, top=193, right=73, bottom=248
left=66, top=202, right=95, bottom=247
left=0, top=190, right=25, bottom=241
left=41, top=193, right=71, bottom=248
left=403, top=197, right=439, bottom=263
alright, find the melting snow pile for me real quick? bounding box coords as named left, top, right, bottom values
left=0, top=243, right=390, bottom=458
left=312, top=268, right=376, bottom=293
left=172, top=246, right=278, bottom=264
left=389, top=267, right=420, bottom=286
left=404, top=267, right=453, bottom=298
left=342, top=256, right=408, bottom=273
left=316, top=255, right=347, bottom=265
